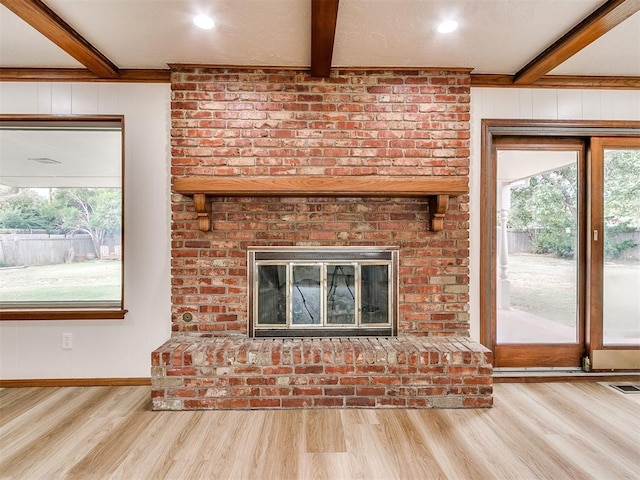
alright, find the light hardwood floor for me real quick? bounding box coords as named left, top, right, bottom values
left=1, top=382, right=639, bottom=479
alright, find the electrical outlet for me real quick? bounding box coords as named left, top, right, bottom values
left=62, top=333, right=73, bottom=349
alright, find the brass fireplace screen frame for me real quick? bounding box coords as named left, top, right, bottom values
left=248, top=247, right=399, bottom=337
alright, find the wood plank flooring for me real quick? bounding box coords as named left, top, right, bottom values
left=1, top=382, right=639, bottom=479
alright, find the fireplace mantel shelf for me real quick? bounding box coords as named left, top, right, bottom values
left=173, top=176, right=468, bottom=232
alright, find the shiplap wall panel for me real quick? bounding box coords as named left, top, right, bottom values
left=0, top=83, right=36, bottom=112
left=531, top=90, right=559, bottom=118
left=51, top=83, right=72, bottom=115
left=97, top=84, right=121, bottom=114
left=517, top=89, right=534, bottom=119
left=71, top=83, right=99, bottom=114
left=36, top=84, right=52, bottom=113
left=582, top=90, right=603, bottom=119
left=490, top=89, right=522, bottom=118
left=558, top=90, right=583, bottom=119
left=613, top=90, right=638, bottom=119
left=0, top=82, right=172, bottom=379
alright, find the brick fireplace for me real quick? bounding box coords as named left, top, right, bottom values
left=151, top=66, right=493, bottom=410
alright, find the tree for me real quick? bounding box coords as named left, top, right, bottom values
left=0, top=187, right=60, bottom=231
left=604, top=149, right=640, bottom=227
left=602, top=149, right=640, bottom=260
left=508, top=149, right=639, bottom=259
left=508, top=164, right=578, bottom=258
left=55, top=188, right=121, bottom=259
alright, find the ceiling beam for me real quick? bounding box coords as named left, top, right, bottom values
left=514, top=0, right=640, bottom=85
left=310, top=0, right=340, bottom=77
left=0, top=0, right=120, bottom=79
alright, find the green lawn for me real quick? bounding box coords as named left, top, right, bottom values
left=508, top=254, right=577, bottom=327
left=508, top=254, right=639, bottom=334
left=0, top=262, right=121, bottom=303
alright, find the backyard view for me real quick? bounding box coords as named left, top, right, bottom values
left=0, top=186, right=122, bottom=306
left=498, top=148, right=639, bottom=345
left=0, top=262, right=121, bottom=303
left=505, top=253, right=639, bottom=345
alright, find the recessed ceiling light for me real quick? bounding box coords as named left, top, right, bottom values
left=194, top=14, right=215, bottom=30
left=437, top=19, right=458, bottom=34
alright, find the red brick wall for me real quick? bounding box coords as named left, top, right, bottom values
left=170, top=67, right=470, bottom=336
left=152, top=336, right=493, bottom=410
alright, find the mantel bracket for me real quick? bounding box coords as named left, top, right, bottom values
left=428, top=194, right=449, bottom=232
left=192, top=193, right=212, bottom=232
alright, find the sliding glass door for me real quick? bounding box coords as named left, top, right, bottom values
left=492, top=138, right=586, bottom=368
left=481, top=122, right=640, bottom=370
left=589, top=137, right=640, bottom=370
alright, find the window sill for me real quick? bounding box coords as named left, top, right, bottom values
left=0, top=308, right=127, bottom=321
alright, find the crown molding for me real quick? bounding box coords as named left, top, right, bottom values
left=0, top=68, right=170, bottom=83
left=471, top=74, right=640, bottom=90
left=0, top=68, right=637, bottom=90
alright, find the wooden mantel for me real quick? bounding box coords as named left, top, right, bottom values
left=173, top=176, right=468, bottom=232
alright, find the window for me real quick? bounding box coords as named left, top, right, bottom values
left=249, top=247, right=397, bottom=337
left=0, top=116, right=125, bottom=320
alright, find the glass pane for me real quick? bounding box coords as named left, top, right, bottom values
left=257, top=265, right=286, bottom=325
left=361, top=264, right=389, bottom=324
left=0, top=124, right=123, bottom=307
left=603, top=148, right=640, bottom=345
left=292, top=265, right=321, bottom=325
left=496, top=150, right=579, bottom=343
left=0, top=189, right=122, bottom=304
left=326, top=264, right=355, bottom=324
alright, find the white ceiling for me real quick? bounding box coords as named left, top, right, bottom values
left=496, top=149, right=577, bottom=212
left=0, top=127, right=122, bottom=188
left=497, top=150, right=577, bottom=185
left=0, top=0, right=638, bottom=76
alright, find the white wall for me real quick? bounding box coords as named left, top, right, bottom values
left=469, top=88, right=640, bottom=341
left=0, top=82, right=172, bottom=379
left=2, top=84, right=638, bottom=377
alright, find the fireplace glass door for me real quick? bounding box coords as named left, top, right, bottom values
left=325, top=264, right=356, bottom=325
left=250, top=248, right=397, bottom=337
left=292, top=265, right=322, bottom=325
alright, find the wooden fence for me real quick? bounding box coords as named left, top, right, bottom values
left=507, top=230, right=640, bottom=259
left=0, top=232, right=120, bottom=266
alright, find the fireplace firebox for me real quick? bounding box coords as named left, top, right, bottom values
left=249, top=247, right=398, bottom=337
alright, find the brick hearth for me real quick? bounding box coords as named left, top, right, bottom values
left=152, top=336, right=493, bottom=410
